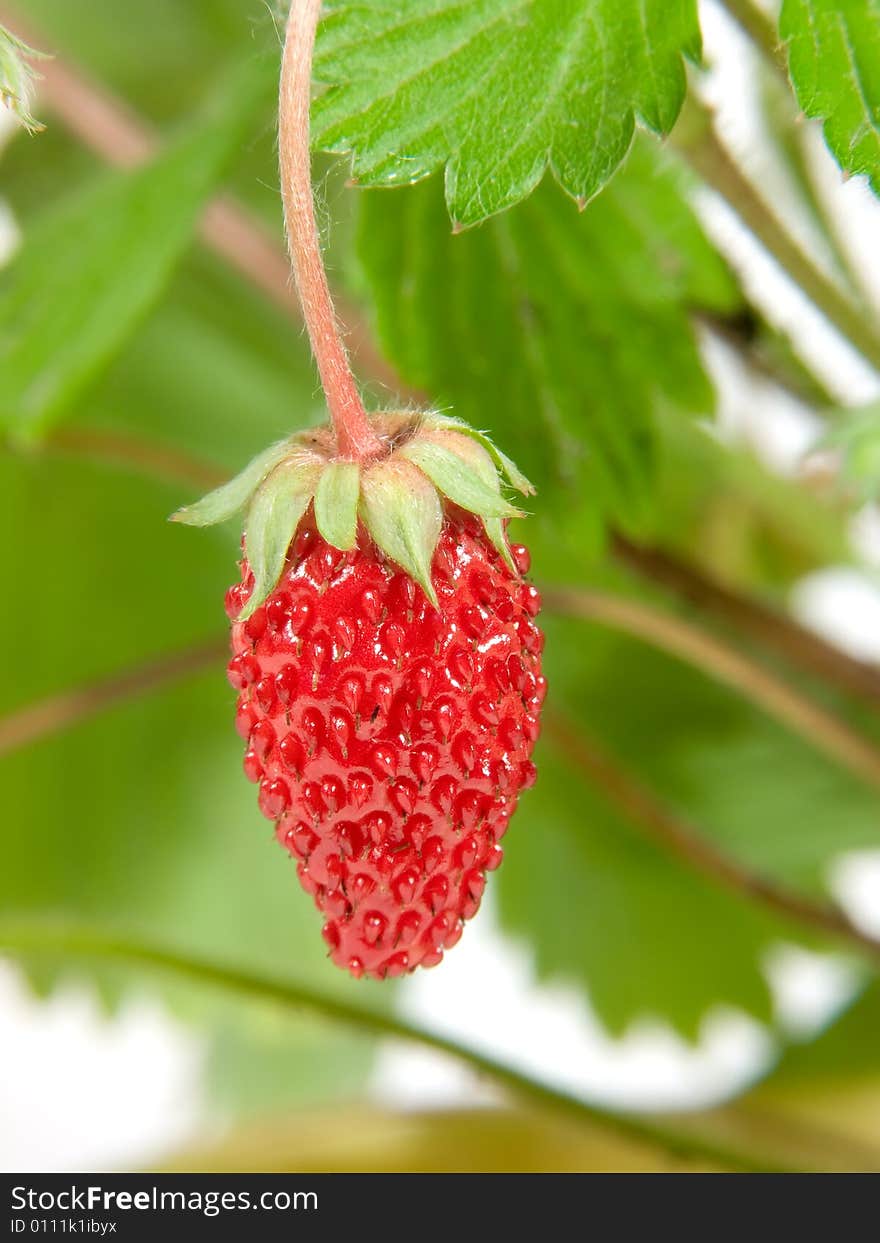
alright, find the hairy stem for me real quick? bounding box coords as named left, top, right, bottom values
left=27, top=420, right=880, bottom=761
left=11, top=1, right=855, bottom=411
left=278, top=0, right=381, bottom=460
left=0, top=916, right=799, bottom=1171
left=547, top=711, right=880, bottom=967
left=673, top=96, right=880, bottom=377
left=544, top=585, right=880, bottom=795
left=3, top=0, right=398, bottom=391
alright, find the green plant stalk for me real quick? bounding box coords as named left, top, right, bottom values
left=12, top=0, right=870, bottom=406
left=3, top=609, right=880, bottom=969
left=278, top=0, right=381, bottom=460
left=544, top=585, right=880, bottom=794
left=673, top=95, right=880, bottom=378
left=718, top=0, right=788, bottom=76
left=546, top=708, right=880, bottom=968
left=612, top=535, right=880, bottom=708
left=0, top=916, right=800, bottom=1172
left=721, top=0, right=876, bottom=311
left=0, top=638, right=226, bottom=757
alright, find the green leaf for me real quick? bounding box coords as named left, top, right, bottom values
left=313, top=0, right=701, bottom=225
left=356, top=142, right=736, bottom=529
left=359, top=458, right=442, bottom=607
left=171, top=440, right=293, bottom=527
left=780, top=0, right=880, bottom=195
left=498, top=608, right=880, bottom=1037
left=314, top=460, right=361, bottom=550
left=87, top=246, right=324, bottom=475
left=403, top=427, right=523, bottom=566
left=765, top=982, right=880, bottom=1085
left=241, top=458, right=320, bottom=620
left=756, top=62, right=859, bottom=290
left=722, top=984, right=880, bottom=1167
left=0, top=52, right=274, bottom=442
left=651, top=410, right=855, bottom=593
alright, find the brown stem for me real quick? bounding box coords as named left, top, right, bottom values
left=547, top=711, right=880, bottom=967
left=717, top=0, right=788, bottom=77
left=612, top=535, right=880, bottom=708
left=11, top=1, right=851, bottom=412
left=8, top=10, right=880, bottom=722
left=3, top=629, right=879, bottom=981
left=673, top=96, right=880, bottom=376
left=691, top=307, right=837, bottom=409
left=0, top=918, right=790, bottom=1171
left=278, top=0, right=381, bottom=460
left=0, top=639, right=227, bottom=756
left=50, top=426, right=226, bottom=491
left=36, top=421, right=880, bottom=718
left=544, top=585, right=880, bottom=794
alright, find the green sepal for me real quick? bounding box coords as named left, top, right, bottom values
left=239, top=459, right=320, bottom=620
left=0, top=24, right=49, bottom=134
left=359, top=459, right=442, bottom=608
left=400, top=438, right=522, bottom=520
left=405, top=427, right=523, bottom=570
left=314, top=460, right=361, bottom=550
left=170, top=440, right=292, bottom=527
left=484, top=516, right=517, bottom=574
left=425, top=413, right=536, bottom=496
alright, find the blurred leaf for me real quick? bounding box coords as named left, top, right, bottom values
left=0, top=53, right=274, bottom=442
left=165, top=1106, right=712, bottom=1173
left=652, top=413, right=854, bottom=593
left=500, top=739, right=779, bottom=1036
left=13, top=0, right=271, bottom=123
left=204, top=1009, right=375, bottom=1119
left=313, top=0, right=700, bottom=225
left=757, top=63, right=858, bottom=290
left=716, top=983, right=880, bottom=1167
left=356, top=142, right=738, bottom=532
left=763, top=980, right=880, bottom=1084
left=498, top=610, right=880, bottom=1037
left=819, top=401, right=880, bottom=503
left=0, top=447, right=376, bottom=1112
left=780, top=0, right=880, bottom=196
left=0, top=117, right=101, bottom=217
left=86, top=248, right=322, bottom=474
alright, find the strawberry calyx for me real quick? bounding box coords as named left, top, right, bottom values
left=172, top=411, right=534, bottom=618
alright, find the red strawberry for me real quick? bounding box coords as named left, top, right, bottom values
left=175, top=412, right=543, bottom=977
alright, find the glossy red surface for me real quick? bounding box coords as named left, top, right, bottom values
left=228, top=515, right=545, bottom=978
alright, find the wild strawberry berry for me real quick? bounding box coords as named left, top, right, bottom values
left=174, top=410, right=544, bottom=977
left=227, top=515, right=543, bottom=977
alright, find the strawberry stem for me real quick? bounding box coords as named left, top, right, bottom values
left=279, top=0, right=381, bottom=461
